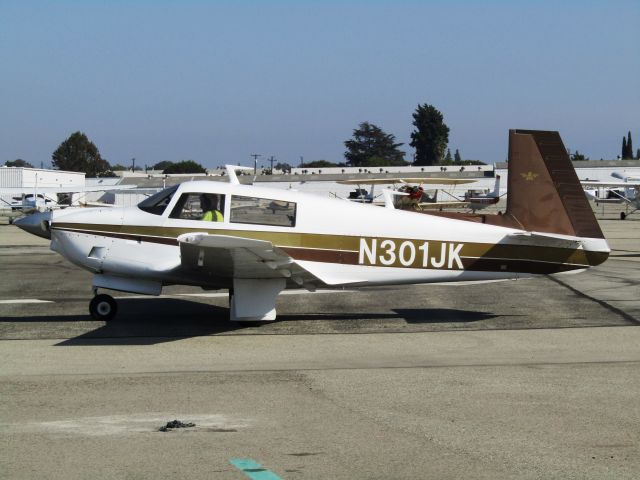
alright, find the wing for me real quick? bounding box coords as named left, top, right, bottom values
left=581, top=180, right=640, bottom=188
left=337, top=177, right=476, bottom=186
left=0, top=185, right=137, bottom=195
left=396, top=178, right=476, bottom=185
left=177, top=232, right=355, bottom=289
left=417, top=201, right=470, bottom=209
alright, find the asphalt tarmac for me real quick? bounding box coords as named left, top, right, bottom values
left=1, top=206, right=639, bottom=479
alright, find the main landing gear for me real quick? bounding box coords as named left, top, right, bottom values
left=89, top=292, right=118, bottom=321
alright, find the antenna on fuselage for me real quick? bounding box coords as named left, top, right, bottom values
left=225, top=165, right=254, bottom=185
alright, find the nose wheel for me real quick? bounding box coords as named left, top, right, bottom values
left=89, top=294, right=118, bottom=321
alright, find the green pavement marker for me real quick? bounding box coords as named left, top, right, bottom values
left=229, top=458, right=283, bottom=480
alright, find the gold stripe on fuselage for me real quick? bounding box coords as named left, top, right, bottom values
left=51, top=222, right=605, bottom=273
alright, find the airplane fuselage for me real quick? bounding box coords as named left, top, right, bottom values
left=43, top=180, right=608, bottom=295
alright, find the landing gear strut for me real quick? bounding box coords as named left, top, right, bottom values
left=89, top=293, right=118, bottom=321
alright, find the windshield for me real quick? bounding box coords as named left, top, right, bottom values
left=137, top=185, right=179, bottom=215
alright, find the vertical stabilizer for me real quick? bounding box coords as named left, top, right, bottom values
left=506, top=130, right=604, bottom=239
left=491, top=174, right=501, bottom=197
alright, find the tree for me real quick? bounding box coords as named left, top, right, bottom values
left=4, top=159, right=34, bottom=168
left=162, top=160, right=207, bottom=174
left=110, top=164, right=127, bottom=171
left=637, top=148, right=640, bottom=160
left=454, top=149, right=462, bottom=163
left=344, top=122, right=406, bottom=167
left=300, top=160, right=341, bottom=168
left=571, top=150, right=588, bottom=161
left=153, top=160, right=175, bottom=171
left=410, top=104, right=450, bottom=166
left=626, top=131, right=633, bottom=159
left=52, top=131, right=112, bottom=177
left=443, top=148, right=453, bottom=164
left=274, top=162, right=292, bottom=173
left=622, top=136, right=628, bottom=159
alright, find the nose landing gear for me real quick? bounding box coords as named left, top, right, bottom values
left=89, top=293, right=118, bottom=321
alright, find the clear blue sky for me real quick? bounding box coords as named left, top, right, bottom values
left=1, top=1, right=638, bottom=168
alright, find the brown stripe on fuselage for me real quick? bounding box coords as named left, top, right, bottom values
left=280, top=246, right=359, bottom=265
left=52, top=225, right=179, bottom=246
left=281, top=247, right=588, bottom=274
left=50, top=222, right=605, bottom=275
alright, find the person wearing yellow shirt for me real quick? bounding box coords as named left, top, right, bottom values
left=200, top=194, right=223, bottom=222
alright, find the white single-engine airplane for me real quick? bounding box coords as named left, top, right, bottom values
left=16, top=130, right=610, bottom=321
left=581, top=173, right=640, bottom=220
left=1, top=183, right=136, bottom=212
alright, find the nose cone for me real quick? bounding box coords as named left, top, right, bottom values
left=14, top=211, right=52, bottom=240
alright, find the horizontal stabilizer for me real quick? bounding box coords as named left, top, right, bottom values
left=507, top=232, right=582, bottom=249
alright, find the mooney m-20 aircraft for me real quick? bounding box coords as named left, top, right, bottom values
left=16, top=130, right=610, bottom=321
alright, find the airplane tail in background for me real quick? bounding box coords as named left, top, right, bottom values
left=503, top=129, right=605, bottom=239
left=491, top=174, right=501, bottom=197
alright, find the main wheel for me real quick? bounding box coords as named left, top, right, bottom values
left=89, top=294, right=117, bottom=321
left=620, top=212, right=626, bottom=220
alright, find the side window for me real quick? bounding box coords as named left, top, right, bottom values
left=169, top=193, right=225, bottom=222
left=230, top=195, right=296, bottom=227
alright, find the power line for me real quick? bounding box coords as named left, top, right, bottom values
left=250, top=154, right=261, bottom=174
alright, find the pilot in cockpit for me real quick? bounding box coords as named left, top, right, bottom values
left=200, top=194, right=224, bottom=222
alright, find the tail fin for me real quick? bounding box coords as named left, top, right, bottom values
left=505, top=129, right=604, bottom=239
left=491, top=174, right=501, bottom=197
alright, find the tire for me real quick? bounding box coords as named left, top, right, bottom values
left=89, top=294, right=117, bottom=321
left=620, top=212, right=626, bottom=220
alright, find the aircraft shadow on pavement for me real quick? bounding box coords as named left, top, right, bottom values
left=275, top=308, right=497, bottom=323
left=52, top=298, right=249, bottom=346
left=55, top=307, right=496, bottom=346
left=2, top=298, right=500, bottom=346
left=394, top=308, right=498, bottom=323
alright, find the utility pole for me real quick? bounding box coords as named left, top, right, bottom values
left=250, top=154, right=261, bottom=174
left=269, top=156, right=275, bottom=173
left=131, top=158, right=136, bottom=172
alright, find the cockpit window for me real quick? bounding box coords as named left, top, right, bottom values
left=169, top=192, right=225, bottom=222
left=137, top=185, right=179, bottom=215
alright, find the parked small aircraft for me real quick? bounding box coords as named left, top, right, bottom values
left=581, top=174, right=640, bottom=220
left=462, top=175, right=503, bottom=211
left=8, top=193, right=59, bottom=211
left=1, top=184, right=136, bottom=212
left=16, top=130, right=610, bottom=321
left=410, top=174, right=503, bottom=212
left=339, top=176, right=502, bottom=212
left=337, top=177, right=476, bottom=208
